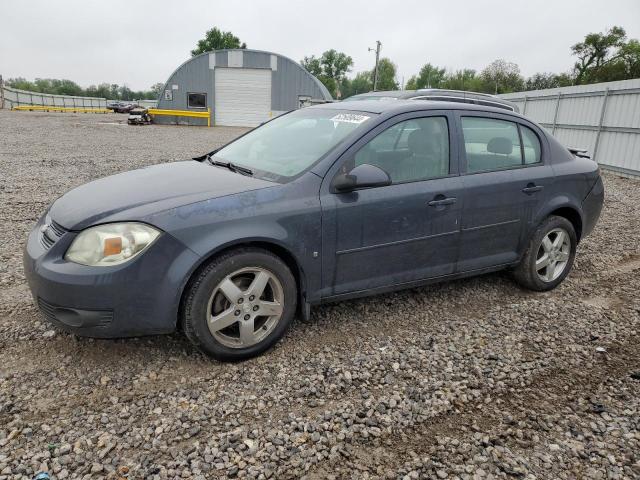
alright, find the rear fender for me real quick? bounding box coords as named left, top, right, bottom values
left=529, top=194, right=584, bottom=242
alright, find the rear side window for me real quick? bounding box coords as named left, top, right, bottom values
left=521, top=125, right=542, bottom=164
left=462, top=117, right=523, bottom=173
left=354, top=117, right=450, bottom=183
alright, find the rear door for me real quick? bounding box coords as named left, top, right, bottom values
left=456, top=112, right=554, bottom=271
left=319, top=111, right=463, bottom=297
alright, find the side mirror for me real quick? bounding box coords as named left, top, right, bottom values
left=333, top=163, right=391, bottom=192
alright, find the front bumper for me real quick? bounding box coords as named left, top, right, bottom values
left=23, top=216, right=201, bottom=338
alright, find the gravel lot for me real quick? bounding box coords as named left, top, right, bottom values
left=0, top=110, right=639, bottom=480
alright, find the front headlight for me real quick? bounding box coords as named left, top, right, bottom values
left=65, top=222, right=161, bottom=266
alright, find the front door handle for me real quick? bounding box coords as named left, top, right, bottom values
left=428, top=196, right=457, bottom=207
left=522, top=184, right=544, bottom=195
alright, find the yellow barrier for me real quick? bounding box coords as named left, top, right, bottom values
left=12, top=105, right=110, bottom=114
left=148, top=108, right=211, bottom=127
left=12, top=105, right=213, bottom=126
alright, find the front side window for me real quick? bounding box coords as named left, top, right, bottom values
left=214, top=109, right=374, bottom=180
left=353, top=117, right=450, bottom=183
left=187, top=92, right=207, bottom=109
left=462, top=117, right=523, bottom=173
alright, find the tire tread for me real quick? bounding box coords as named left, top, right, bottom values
left=513, top=215, right=576, bottom=292
left=181, top=247, right=296, bottom=361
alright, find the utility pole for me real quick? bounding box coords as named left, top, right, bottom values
left=0, top=75, right=4, bottom=110
left=368, top=41, right=381, bottom=91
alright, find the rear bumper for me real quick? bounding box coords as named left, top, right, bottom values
left=582, top=175, right=604, bottom=238
left=23, top=216, right=200, bottom=338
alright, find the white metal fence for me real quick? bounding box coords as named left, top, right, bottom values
left=1, top=84, right=107, bottom=109
left=500, top=78, right=640, bottom=177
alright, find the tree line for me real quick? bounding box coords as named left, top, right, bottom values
left=302, top=26, right=639, bottom=99
left=4, top=77, right=164, bottom=101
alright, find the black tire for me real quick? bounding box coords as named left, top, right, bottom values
left=513, top=215, right=577, bottom=291
left=181, top=248, right=297, bottom=361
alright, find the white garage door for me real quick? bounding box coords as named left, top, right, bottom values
left=214, top=68, right=272, bottom=127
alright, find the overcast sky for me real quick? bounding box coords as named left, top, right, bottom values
left=1, top=0, right=639, bottom=91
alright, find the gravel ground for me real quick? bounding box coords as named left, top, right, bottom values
left=0, top=110, right=639, bottom=480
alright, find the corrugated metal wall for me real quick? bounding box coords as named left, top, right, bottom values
left=156, top=49, right=333, bottom=126
left=1, top=86, right=107, bottom=109
left=500, top=79, right=640, bottom=176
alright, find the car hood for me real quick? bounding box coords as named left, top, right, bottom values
left=49, top=160, right=276, bottom=230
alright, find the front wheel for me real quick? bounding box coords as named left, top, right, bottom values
left=513, top=215, right=577, bottom=291
left=181, top=248, right=297, bottom=361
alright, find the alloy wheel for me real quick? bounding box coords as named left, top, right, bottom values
left=535, top=228, right=571, bottom=282
left=206, top=267, right=284, bottom=348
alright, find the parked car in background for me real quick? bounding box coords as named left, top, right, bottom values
left=127, top=107, right=152, bottom=125
left=107, top=101, right=138, bottom=114
left=347, top=89, right=519, bottom=112
left=24, top=99, right=603, bottom=361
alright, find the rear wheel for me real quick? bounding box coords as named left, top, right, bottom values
left=182, top=248, right=297, bottom=361
left=513, top=215, right=577, bottom=291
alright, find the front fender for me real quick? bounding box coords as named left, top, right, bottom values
left=144, top=175, right=323, bottom=305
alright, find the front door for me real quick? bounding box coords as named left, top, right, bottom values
left=319, top=112, right=462, bottom=298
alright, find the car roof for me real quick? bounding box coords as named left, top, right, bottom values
left=310, top=99, right=526, bottom=119
left=345, top=89, right=519, bottom=112
left=348, top=90, right=414, bottom=99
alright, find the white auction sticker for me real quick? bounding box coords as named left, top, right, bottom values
left=330, top=113, right=370, bottom=124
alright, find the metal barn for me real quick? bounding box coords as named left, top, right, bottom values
left=156, top=49, right=333, bottom=127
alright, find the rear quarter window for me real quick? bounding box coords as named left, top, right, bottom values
left=520, top=125, right=542, bottom=164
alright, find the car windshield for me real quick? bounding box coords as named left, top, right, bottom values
left=213, top=108, right=374, bottom=180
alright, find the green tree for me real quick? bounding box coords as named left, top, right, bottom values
left=8, top=77, right=162, bottom=100
left=191, top=27, right=246, bottom=56
left=149, top=83, right=164, bottom=98
left=301, top=50, right=353, bottom=98
left=7, top=77, right=36, bottom=91
left=351, top=71, right=373, bottom=95
left=320, top=50, right=353, bottom=84
left=119, top=85, right=134, bottom=101
left=414, top=63, right=447, bottom=89
left=300, top=56, right=322, bottom=76
left=340, top=71, right=373, bottom=98
left=572, top=26, right=626, bottom=84
left=480, top=59, right=524, bottom=93
left=619, top=39, right=640, bottom=78
left=441, top=69, right=482, bottom=91
left=525, top=72, right=575, bottom=90
left=374, top=57, right=398, bottom=91
left=92, top=83, right=115, bottom=99
left=405, top=76, right=418, bottom=90
left=56, top=79, right=83, bottom=96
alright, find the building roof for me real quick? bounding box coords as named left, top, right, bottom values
left=159, top=48, right=332, bottom=101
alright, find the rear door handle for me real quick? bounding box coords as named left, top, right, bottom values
left=428, top=197, right=457, bottom=207
left=522, top=184, right=544, bottom=194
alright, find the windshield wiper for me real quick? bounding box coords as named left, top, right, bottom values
left=205, top=155, right=253, bottom=176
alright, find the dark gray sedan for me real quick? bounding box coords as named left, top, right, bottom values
left=24, top=100, right=603, bottom=361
